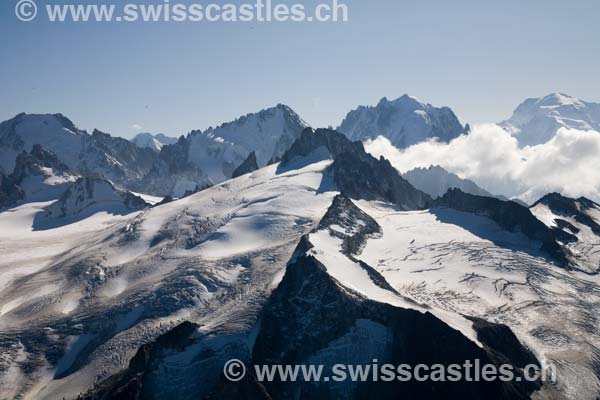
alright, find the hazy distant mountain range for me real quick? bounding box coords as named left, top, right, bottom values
left=3, top=92, right=598, bottom=201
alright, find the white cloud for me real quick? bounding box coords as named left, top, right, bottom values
left=131, top=124, right=143, bottom=131
left=364, top=124, right=600, bottom=204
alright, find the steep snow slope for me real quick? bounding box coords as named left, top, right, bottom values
left=131, top=133, right=177, bottom=152
left=0, top=158, right=337, bottom=400
left=338, top=95, right=468, bottom=148
left=501, top=93, right=600, bottom=146
left=353, top=200, right=600, bottom=399
left=187, top=104, right=307, bottom=182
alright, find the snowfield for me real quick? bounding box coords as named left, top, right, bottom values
left=351, top=200, right=600, bottom=399
left=0, top=159, right=337, bottom=399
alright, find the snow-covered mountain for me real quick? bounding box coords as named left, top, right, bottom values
left=501, top=93, right=600, bottom=146
left=0, top=113, right=86, bottom=174
left=402, top=165, right=504, bottom=200
left=131, top=132, right=178, bottom=152
left=0, top=106, right=307, bottom=198
left=338, top=95, right=469, bottom=148
left=0, top=113, right=157, bottom=190
left=186, top=104, right=308, bottom=182
left=1, top=128, right=599, bottom=399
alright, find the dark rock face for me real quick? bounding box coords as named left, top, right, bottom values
left=138, top=136, right=213, bottom=197
left=0, top=172, right=24, bottom=207
left=89, top=129, right=157, bottom=185
left=251, top=253, right=541, bottom=400
left=317, top=194, right=382, bottom=256
left=11, top=144, right=73, bottom=183
left=280, top=128, right=431, bottom=210
left=467, top=317, right=539, bottom=369
left=79, top=322, right=199, bottom=400
left=0, top=145, right=72, bottom=207
left=532, top=193, right=600, bottom=236
left=232, top=151, right=259, bottom=178
left=330, top=151, right=430, bottom=209
left=280, top=128, right=362, bottom=166
left=434, top=189, right=570, bottom=266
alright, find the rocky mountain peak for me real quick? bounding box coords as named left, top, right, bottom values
left=338, top=94, right=468, bottom=148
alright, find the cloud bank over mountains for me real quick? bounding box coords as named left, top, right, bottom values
left=365, top=124, right=600, bottom=204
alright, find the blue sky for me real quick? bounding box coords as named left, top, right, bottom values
left=1, top=0, right=599, bottom=138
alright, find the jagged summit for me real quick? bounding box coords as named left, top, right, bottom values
left=280, top=128, right=431, bottom=209
left=338, top=94, right=468, bottom=148
left=179, top=104, right=308, bottom=183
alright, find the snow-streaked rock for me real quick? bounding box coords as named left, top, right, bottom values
left=42, top=176, right=149, bottom=222
left=530, top=193, right=600, bottom=274
left=138, top=135, right=214, bottom=198
left=0, top=114, right=157, bottom=190
left=338, top=95, right=468, bottom=148
left=187, top=104, right=307, bottom=182
left=10, top=145, right=79, bottom=203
